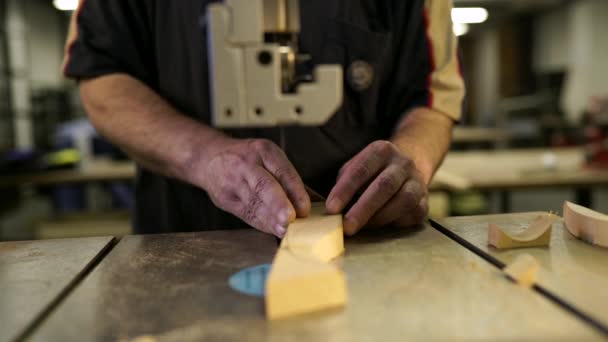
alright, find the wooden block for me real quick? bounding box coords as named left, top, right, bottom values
left=503, top=254, right=540, bottom=288
left=265, top=248, right=347, bottom=320
left=265, top=202, right=347, bottom=320
left=488, top=214, right=556, bottom=249
left=563, top=201, right=608, bottom=248
left=283, top=203, right=344, bottom=262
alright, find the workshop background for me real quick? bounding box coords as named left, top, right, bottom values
left=1, top=0, right=608, bottom=241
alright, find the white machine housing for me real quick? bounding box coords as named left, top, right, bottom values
left=206, top=0, right=343, bottom=127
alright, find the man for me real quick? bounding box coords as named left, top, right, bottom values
left=63, top=0, right=464, bottom=237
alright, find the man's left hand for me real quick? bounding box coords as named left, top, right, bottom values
left=326, top=140, right=429, bottom=235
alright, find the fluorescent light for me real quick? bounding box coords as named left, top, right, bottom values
left=452, top=7, right=488, bottom=24
left=453, top=23, right=470, bottom=37
left=53, top=0, right=78, bottom=11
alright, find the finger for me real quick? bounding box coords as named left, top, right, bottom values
left=226, top=179, right=287, bottom=237
left=393, top=195, right=429, bottom=228
left=342, top=164, right=409, bottom=235
left=254, top=140, right=311, bottom=218
left=367, top=178, right=427, bottom=229
left=326, top=143, right=389, bottom=214
left=240, top=164, right=296, bottom=228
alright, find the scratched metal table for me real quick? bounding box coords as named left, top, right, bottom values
left=27, top=225, right=605, bottom=341
left=0, top=236, right=114, bottom=341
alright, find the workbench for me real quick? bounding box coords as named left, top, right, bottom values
left=3, top=213, right=608, bottom=341
left=3, top=149, right=607, bottom=213
left=435, top=148, right=604, bottom=190
left=1, top=148, right=604, bottom=192
left=0, top=159, right=135, bottom=188
left=432, top=147, right=608, bottom=211
left=451, top=127, right=510, bottom=145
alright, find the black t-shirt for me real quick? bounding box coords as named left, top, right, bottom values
left=64, top=0, right=464, bottom=233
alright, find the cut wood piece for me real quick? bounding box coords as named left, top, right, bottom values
left=265, top=248, right=347, bottom=320
left=503, top=254, right=540, bottom=288
left=266, top=202, right=347, bottom=320
left=284, top=203, right=344, bottom=262
left=563, top=201, right=608, bottom=248
left=488, top=213, right=556, bottom=249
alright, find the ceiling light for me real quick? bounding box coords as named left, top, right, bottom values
left=452, top=7, right=489, bottom=24
left=453, top=23, right=470, bottom=37
left=53, top=0, right=79, bottom=11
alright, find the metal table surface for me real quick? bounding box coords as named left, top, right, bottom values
left=30, top=225, right=604, bottom=341
left=432, top=213, right=608, bottom=333
left=0, top=236, right=114, bottom=341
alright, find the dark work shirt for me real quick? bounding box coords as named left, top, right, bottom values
left=64, top=0, right=464, bottom=233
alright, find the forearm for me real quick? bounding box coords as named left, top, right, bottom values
left=80, top=73, right=227, bottom=187
left=390, top=107, right=454, bottom=186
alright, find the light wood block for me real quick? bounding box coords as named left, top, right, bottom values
left=563, top=201, right=608, bottom=248
left=265, top=248, right=347, bottom=320
left=488, top=214, right=556, bottom=249
left=504, top=254, right=540, bottom=288
left=265, top=203, right=346, bottom=320
left=283, top=203, right=344, bottom=262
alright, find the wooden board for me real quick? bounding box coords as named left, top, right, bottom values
left=265, top=247, right=347, bottom=320
left=281, top=203, right=344, bottom=262
left=564, top=201, right=608, bottom=247
left=266, top=203, right=346, bottom=319
left=434, top=213, right=608, bottom=331
left=31, top=226, right=603, bottom=341
left=503, top=254, right=540, bottom=288
left=488, top=213, right=556, bottom=249
left=0, top=236, right=114, bottom=341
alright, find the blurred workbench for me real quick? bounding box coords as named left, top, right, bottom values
left=3, top=214, right=608, bottom=341
left=0, top=159, right=135, bottom=188
left=1, top=148, right=604, bottom=192
left=451, top=126, right=510, bottom=144
left=431, top=147, right=608, bottom=211
left=434, top=147, right=605, bottom=190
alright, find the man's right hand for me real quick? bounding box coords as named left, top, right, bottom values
left=193, top=137, right=311, bottom=237
left=80, top=75, right=309, bottom=237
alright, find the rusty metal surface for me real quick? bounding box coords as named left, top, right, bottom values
left=0, top=236, right=114, bottom=341
left=31, top=226, right=604, bottom=341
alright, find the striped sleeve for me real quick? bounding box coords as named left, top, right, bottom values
left=422, top=0, right=465, bottom=121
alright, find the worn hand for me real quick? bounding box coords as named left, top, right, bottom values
left=198, top=138, right=310, bottom=237
left=326, top=140, right=429, bottom=235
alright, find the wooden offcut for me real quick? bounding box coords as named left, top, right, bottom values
left=283, top=204, right=344, bottom=262
left=265, top=203, right=347, bottom=320
left=563, top=201, right=608, bottom=248
left=488, top=214, right=556, bottom=249
left=504, top=254, right=540, bottom=288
